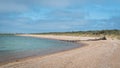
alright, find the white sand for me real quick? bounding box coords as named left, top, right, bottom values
left=0, top=35, right=120, bottom=68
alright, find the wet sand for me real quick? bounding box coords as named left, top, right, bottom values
left=0, top=35, right=120, bottom=68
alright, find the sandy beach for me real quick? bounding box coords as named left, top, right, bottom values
left=0, top=35, right=120, bottom=68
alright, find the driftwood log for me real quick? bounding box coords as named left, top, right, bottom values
left=60, top=36, right=107, bottom=42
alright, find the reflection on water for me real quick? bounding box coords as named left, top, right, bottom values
left=0, top=35, right=82, bottom=63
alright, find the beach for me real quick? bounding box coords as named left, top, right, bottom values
left=0, top=35, right=120, bottom=68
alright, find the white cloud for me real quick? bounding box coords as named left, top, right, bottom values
left=31, top=0, right=119, bottom=8
left=0, top=1, right=29, bottom=13
left=39, top=0, right=71, bottom=8
left=0, top=0, right=119, bottom=13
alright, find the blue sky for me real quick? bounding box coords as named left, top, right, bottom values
left=0, top=0, right=120, bottom=33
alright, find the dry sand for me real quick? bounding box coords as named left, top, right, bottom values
left=0, top=35, right=120, bottom=68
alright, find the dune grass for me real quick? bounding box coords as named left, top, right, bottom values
left=0, top=30, right=119, bottom=39
left=32, top=30, right=120, bottom=40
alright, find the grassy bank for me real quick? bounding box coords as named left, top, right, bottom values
left=0, top=30, right=119, bottom=39
left=31, top=30, right=120, bottom=40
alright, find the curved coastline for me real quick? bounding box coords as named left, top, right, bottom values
left=0, top=35, right=85, bottom=66
left=0, top=34, right=120, bottom=68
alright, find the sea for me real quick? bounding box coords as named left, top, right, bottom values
left=0, top=35, right=82, bottom=63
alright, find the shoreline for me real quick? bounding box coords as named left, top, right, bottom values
left=0, top=35, right=86, bottom=66
left=0, top=44, right=86, bottom=66
left=0, top=34, right=120, bottom=68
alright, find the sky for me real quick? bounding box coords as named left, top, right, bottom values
left=0, top=0, right=120, bottom=33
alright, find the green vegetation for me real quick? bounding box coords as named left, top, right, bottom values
left=0, top=30, right=119, bottom=39
left=32, top=29, right=120, bottom=40
left=0, top=34, right=16, bottom=36
left=0, top=33, right=24, bottom=36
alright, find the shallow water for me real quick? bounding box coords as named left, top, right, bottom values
left=0, top=35, right=82, bottom=63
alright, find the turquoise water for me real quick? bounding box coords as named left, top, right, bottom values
left=0, top=35, right=82, bottom=63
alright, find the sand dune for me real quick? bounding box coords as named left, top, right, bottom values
left=0, top=35, right=120, bottom=68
